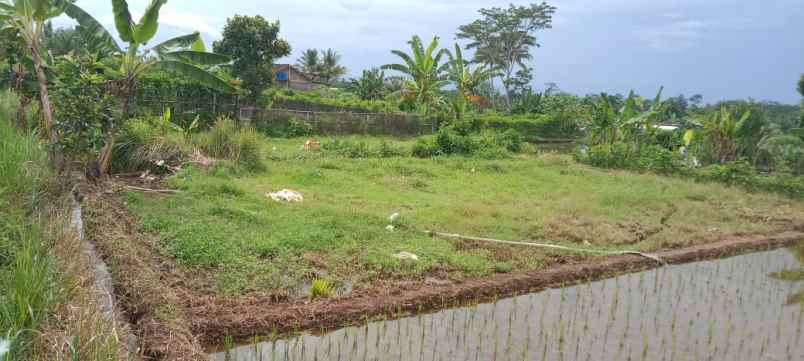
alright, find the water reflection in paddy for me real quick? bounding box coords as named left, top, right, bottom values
left=212, top=245, right=804, bottom=361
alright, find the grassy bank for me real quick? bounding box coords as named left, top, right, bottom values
left=124, top=136, right=804, bottom=295
left=0, top=101, right=122, bottom=360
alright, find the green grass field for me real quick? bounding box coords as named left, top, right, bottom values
left=125, top=136, right=804, bottom=294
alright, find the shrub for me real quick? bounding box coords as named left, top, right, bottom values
left=474, top=112, right=581, bottom=140
left=412, top=136, right=441, bottom=158
left=436, top=128, right=478, bottom=155
left=51, top=55, right=119, bottom=156
left=321, top=138, right=406, bottom=158
left=576, top=143, right=681, bottom=175
left=196, top=117, right=263, bottom=170
left=286, top=116, right=313, bottom=137
left=263, top=87, right=401, bottom=113
left=111, top=119, right=189, bottom=174
left=488, top=129, right=523, bottom=152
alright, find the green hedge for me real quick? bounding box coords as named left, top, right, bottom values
left=575, top=142, right=804, bottom=198
left=263, top=87, right=402, bottom=113
left=464, top=112, right=582, bottom=140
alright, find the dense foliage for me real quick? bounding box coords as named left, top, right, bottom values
left=263, top=87, right=402, bottom=113
left=213, top=15, right=290, bottom=101
left=457, top=2, right=556, bottom=109
left=50, top=55, right=118, bottom=157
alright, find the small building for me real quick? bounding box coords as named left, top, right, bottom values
left=273, top=64, right=315, bottom=91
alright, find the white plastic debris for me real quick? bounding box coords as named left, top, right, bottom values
left=385, top=225, right=395, bottom=232
left=0, top=337, right=9, bottom=359
left=392, top=251, right=419, bottom=261
left=266, top=189, right=303, bottom=203
left=388, top=212, right=400, bottom=223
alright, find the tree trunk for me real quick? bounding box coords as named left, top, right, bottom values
left=28, top=43, right=64, bottom=170
left=28, top=45, right=56, bottom=145
left=97, top=81, right=133, bottom=176
left=502, top=69, right=513, bottom=112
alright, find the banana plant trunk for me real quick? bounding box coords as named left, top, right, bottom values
left=28, top=44, right=62, bottom=169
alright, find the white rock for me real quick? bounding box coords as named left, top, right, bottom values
left=385, top=225, right=395, bottom=232
left=388, top=212, right=400, bottom=223
left=267, top=189, right=303, bottom=202
left=392, top=251, right=419, bottom=261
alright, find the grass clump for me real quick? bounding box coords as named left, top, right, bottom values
left=111, top=118, right=189, bottom=173
left=309, top=279, right=335, bottom=300
left=196, top=117, right=263, bottom=170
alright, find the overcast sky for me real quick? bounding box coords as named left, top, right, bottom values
left=56, top=0, right=804, bottom=104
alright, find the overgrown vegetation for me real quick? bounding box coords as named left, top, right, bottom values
left=124, top=136, right=804, bottom=295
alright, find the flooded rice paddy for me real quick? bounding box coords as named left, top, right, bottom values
left=212, top=245, right=803, bottom=361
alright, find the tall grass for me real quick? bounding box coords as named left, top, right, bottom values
left=111, top=118, right=189, bottom=173
left=0, top=90, right=17, bottom=126
left=0, top=118, right=55, bottom=360
left=196, top=117, right=263, bottom=170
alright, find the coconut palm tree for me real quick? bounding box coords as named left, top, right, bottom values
left=382, top=35, right=449, bottom=117
left=65, top=0, right=233, bottom=174
left=296, top=48, right=321, bottom=81
left=445, top=44, right=497, bottom=119
left=319, top=48, right=346, bottom=84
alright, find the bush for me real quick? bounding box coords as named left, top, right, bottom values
left=263, top=87, right=401, bottom=113
left=51, top=55, right=119, bottom=156
left=474, top=112, right=581, bottom=140
left=411, top=136, right=441, bottom=158
left=196, top=117, right=263, bottom=170
left=576, top=143, right=681, bottom=175
left=111, top=119, right=189, bottom=174
left=411, top=128, right=520, bottom=159
left=435, top=127, right=478, bottom=155
left=577, top=141, right=804, bottom=198
left=321, top=138, right=406, bottom=158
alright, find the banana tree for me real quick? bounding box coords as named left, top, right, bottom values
left=445, top=44, right=497, bottom=120
left=698, top=107, right=752, bottom=163
left=0, top=0, right=69, bottom=155
left=65, top=0, right=234, bottom=174
left=382, top=35, right=449, bottom=118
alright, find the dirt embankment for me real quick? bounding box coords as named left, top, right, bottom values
left=84, top=191, right=804, bottom=359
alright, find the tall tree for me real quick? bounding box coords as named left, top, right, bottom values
left=66, top=0, right=234, bottom=174
left=319, top=48, right=346, bottom=84
left=214, top=15, right=290, bottom=102
left=296, top=48, right=347, bottom=84
left=0, top=0, right=69, bottom=163
left=296, top=48, right=320, bottom=81
left=382, top=35, right=449, bottom=117
left=457, top=2, right=556, bottom=110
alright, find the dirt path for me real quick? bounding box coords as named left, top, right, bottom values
left=84, top=191, right=804, bottom=358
